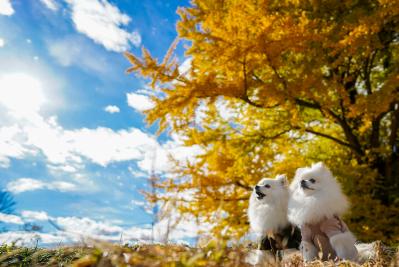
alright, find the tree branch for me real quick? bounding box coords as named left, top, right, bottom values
left=364, top=51, right=377, bottom=95
left=232, top=128, right=290, bottom=140
left=248, top=56, right=364, bottom=156
left=294, top=97, right=364, bottom=155
left=333, top=115, right=364, bottom=156
left=235, top=181, right=252, bottom=191
left=240, top=95, right=265, bottom=108
left=389, top=102, right=399, bottom=149
left=212, top=196, right=249, bottom=202
left=294, top=98, right=322, bottom=109
left=303, top=128, right=354, bottom=149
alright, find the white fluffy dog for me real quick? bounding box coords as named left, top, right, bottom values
left=247, top=175, right=301, bottom=265
left=288, top=162, right=358, bottom=261
left=248, top=175, right=291, bottom=237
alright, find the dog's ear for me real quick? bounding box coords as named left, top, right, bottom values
left=276, top=174, right=288, bottom=186
left=313, top=161, right=327, bottom=169
left=312, top=162, right=330, bottom=173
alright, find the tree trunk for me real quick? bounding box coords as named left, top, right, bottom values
left=373, top=152, right=399, bottom=205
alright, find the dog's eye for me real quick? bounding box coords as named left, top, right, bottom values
left=309, top=178, right=316, bottom=183
left=265, top=184, right=271, bottom=188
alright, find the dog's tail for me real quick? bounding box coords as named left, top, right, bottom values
left=355, top=242, right=375, bottom=263
left=355, top=241, right=395, bottom=263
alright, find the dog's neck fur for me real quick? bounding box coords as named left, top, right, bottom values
left=249, top=193, right=290, bottom=235
left=288, top=189, right=348, bottom=226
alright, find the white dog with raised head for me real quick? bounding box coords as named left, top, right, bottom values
left=247, top=175, right=301, bottom=265
left=248, top=175, right=290, bottom=236
left=288, top=162, right=358, bottom=261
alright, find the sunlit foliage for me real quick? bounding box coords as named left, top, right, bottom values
left=126, top=0, right=399, bottom=243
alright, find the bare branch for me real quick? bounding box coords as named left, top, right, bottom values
left=303, top=128, right=353, bottom=149
left=389, top=102, right=399, bottom=149
left=235, top=181, right=252, bottom=191
left=212, top=196, right=249, bottom=202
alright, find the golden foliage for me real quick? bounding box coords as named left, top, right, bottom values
left=126, top=0, right=399, bottom=243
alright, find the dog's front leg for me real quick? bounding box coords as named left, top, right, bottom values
left=300, top=241, right=318, bottom=261
left=300, top=225, right=318, bottom=261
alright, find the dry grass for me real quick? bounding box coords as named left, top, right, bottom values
left=0, top=241, right=396, bottom=267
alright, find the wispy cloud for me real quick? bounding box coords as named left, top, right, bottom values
left=0, top=72, right=156, bottom=171
left=21, top=210, right=49, bottom=221
left=0, top=72, right=201, bottom=177
left=0, top=213, right=23, bottom=225
left=47, top=36, right=111, bottom=74
left=6, top=178, right=77, bottom=194
left=0, top=0, right=14, bottom=16
left=0, top=125, right=32, bottom=168
left=39, top=0, right=58, bottom=11
left=0, top=38, right=4, bottom=47
left=104, top=105, right=120, bottom=114
left=65, top=0, right=141, bottom=52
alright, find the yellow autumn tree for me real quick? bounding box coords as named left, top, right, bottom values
left=125, top=0, right=399, bottom=243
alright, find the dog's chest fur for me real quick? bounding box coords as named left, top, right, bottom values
left=249, top=197, right=289, bottom=234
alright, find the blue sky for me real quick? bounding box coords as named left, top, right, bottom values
left=0, top=0, right=202, bottom=246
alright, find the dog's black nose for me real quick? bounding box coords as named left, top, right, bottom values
left=255, top=185, right=260, bottom=190
left=300, top=180, right=306, bottom=187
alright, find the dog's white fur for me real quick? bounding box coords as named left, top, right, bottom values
left=248, top=174, right=290, bottom=236
left=288, top=162, right=349, bottom=226
left=288, top=162, right=361, bottom=262
left=246, top=175, right=294, bottom=266
left=246, top=163, right=376, bottom=264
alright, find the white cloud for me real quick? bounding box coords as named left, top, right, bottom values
left=179, top=58, right=192, bottom=78
left=6, top=178, right=45, bottom=194
left=60, top=127, right=157, bottom=166
left=0, top=71, right=162, bottom=170
left=0, top=0, right=14, bottom=16
left=47, top=36, right=110, bottom=74
left=48, top=164, right=78, bottom=173
left=0, top=126, right=32, bottom=168
left=131, top=199, right=146, bottom=208
left=0, top=231, right=66, bottom=247
left=126, top=92, right=155, bottom=112
left=0, top=72, right=200, bottom=195
left=65, top=0, right=141, bottom=52
left=0, top=208, right=207, bottom=246
left=123, top=202, right=208, bottom=243
left=55, top=216, right=122, bottom=236
left=21, top=210, right=49, bottom=221
left=0, top=213, right=23, bottom=224
left=40, top=0, right=58, bottom=11
left=137, top=140, right=202, bottom=174
left=0, top=38, right=4, bottom=47
left=0, top=73, right=46, bottom=118
left=6, top=178, right=77, bottom=194
left=2, top=118, right=160, bottom=169
left=104, top=105, right=120, bottom=114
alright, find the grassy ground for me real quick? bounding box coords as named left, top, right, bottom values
left=0, top=241, right=397, bottom=267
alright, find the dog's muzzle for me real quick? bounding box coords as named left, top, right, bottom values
left=255, top=188, right=266, bottom=200
left=300, top=180, right=314, bottom=190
